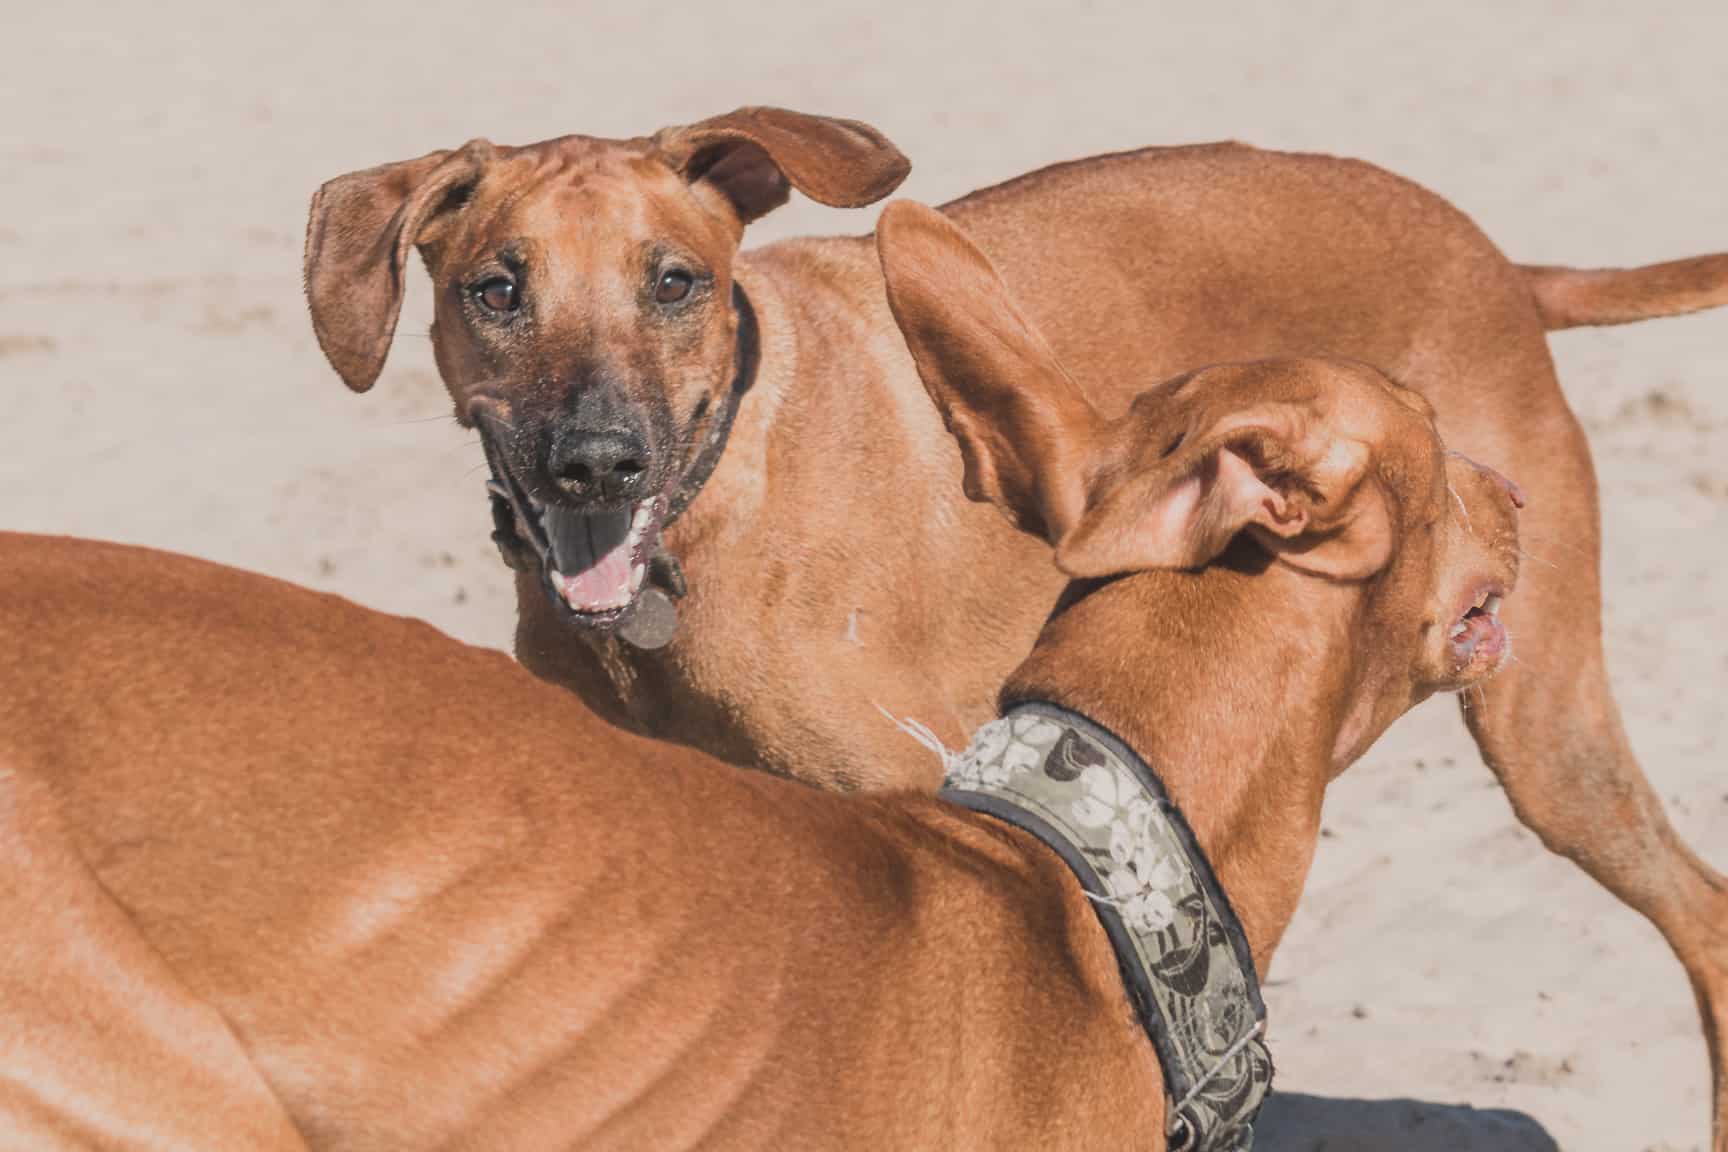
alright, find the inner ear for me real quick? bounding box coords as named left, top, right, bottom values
left=684, top=141, right=789, bottom=223
left=652, top=107, right=909, bottom=229
left=1251, top=469, right=1393, bottom=581
left=1055, top=438, right=1304, bottom=578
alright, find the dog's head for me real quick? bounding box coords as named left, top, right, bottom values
left=875, top=200, right=1523, bottom=717
left=304, top=107, right=908, bottom=628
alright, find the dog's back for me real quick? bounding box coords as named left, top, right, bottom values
left=0, top=532, right=1163, bottom=1149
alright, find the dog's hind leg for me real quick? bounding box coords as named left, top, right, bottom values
left=1458, top=402, right=1728, bottom=1152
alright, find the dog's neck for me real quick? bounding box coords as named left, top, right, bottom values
left=659, top=283, right=762, bottom=532
left=1002, top=559, right=1380, bottom=968
left=660, top=262, right=797, bottom=547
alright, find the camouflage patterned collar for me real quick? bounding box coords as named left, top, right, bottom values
left=939, top=702, right=1273, bottom=1152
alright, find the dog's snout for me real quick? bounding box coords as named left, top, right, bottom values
left=1485, top=466, right=1526, bottom=510
left=550, top=428, right=650, bottom=502
left=1472, top=461, right=1526, bottom=510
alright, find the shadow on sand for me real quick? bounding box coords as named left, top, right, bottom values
left=1254, top=1092, right=1560, bottom=1152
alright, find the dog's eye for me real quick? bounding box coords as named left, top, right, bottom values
left=473, top=277, right=519, bottom=314
left=655, top=269, right=694, bottom=305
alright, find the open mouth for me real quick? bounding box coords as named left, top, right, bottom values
left=541, top=501, right=661, bottom=616
left=483, top=456, right=665, bottom=628
left=1448, top=586, right=1508, bottom=680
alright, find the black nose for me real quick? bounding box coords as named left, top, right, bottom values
left=549, top=429, right=649, bottom=502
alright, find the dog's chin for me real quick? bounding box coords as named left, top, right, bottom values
left=542, top=584, right=639, bottom=632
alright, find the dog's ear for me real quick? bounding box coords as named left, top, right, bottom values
left=651, top=107, right=910, bottom=226
left=876, top=199, right=1106, bottom=544
left=303, top=143, right=489, bottom=393
left=1055, top=401, right=1391, bottom=581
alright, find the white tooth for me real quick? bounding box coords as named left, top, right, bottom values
left=1483, top=595, right=1502, bottom=618
left=630, top=563, right=645, bottom=592
left=1450, top=622, right=1469, bottom=640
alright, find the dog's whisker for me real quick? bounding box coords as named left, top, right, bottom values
left=1515, top=546, right=1559, bottom=571
left=386, top=413, right=462, bottom=426
left=1498, top=628, right=1521, bottom=673
left=1447, top=482, right=1472, bottom=533
left=471, top=405, right=520, bottom=435
left=1517, top=530, right=1592, bottom=562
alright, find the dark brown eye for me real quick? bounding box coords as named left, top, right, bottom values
left=474, top=277, right=519, bottom=313
left=655, top=268, right=694, bottom=305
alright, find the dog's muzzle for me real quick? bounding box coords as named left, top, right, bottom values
left=472, top=283, right=758, bottom=650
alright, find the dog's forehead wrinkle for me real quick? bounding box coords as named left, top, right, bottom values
left=518, top=138, right=610, bottom=184
left=463, top=150, right=621, bottom=259
left=476, top=153, right=572, bottom=228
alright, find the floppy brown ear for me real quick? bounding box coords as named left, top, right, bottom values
left=1056, top=406, right=1391, bottom=581
left=876, top=199, right=1106, bottom=543
left=651, top=107, right=910, bottom=226
left=303, top=143, right=489, bottom=393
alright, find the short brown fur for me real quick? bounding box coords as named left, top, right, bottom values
left=3, top=247, right=1522, bottom=1145
left=306, top=113, right=1728, bottom=1144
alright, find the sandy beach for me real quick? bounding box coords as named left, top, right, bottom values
left=3, top=2, right=1724, bottom=1147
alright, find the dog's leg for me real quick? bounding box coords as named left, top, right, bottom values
left=1459, top=411, right=1728, bottom=1152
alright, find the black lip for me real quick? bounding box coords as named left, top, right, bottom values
left=543, top=592, right=635, bottom=630
left=478, top=422, right=552, bottom=567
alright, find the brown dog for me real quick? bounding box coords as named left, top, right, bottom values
left=305, top=112, right=1728, bottom=1141
left=3, top=224, right=1521, bottom=1147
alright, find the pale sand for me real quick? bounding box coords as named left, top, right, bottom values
left=2, top=2, right=1724, bottom=1148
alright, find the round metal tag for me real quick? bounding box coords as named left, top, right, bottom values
left=618, top=587, right=679, bottom=650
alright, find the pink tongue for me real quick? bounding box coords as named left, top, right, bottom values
left=559, top=539, right=634, bottom=611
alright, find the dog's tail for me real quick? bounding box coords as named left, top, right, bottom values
left=1520, top=253, right=1728, bottom=330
